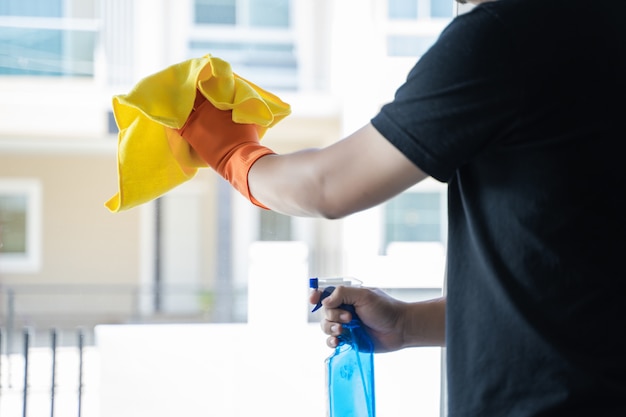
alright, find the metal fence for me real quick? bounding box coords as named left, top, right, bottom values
left=0, top=283, right=251, bottom=417
left=0, top=327, right=87, bottom=417
left=0, top=283, right=246, bottom=417
left=0, top=284, right=249, bottom=339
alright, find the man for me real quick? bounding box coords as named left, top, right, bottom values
left=177, top=0, right=626, bottom=415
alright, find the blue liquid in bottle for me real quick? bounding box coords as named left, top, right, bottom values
left=310, top=278, right=375, bottom=417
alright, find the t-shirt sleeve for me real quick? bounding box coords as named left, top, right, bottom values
left=371, top=7, right=520, bottom=182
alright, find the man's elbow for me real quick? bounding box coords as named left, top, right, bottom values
left=312, top=192, right=353, bottom=220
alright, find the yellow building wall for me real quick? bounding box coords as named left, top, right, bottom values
left=0, top=152, right=141, bottom=327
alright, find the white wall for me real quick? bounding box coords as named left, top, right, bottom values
left=96, top=242, right=442, bottom=417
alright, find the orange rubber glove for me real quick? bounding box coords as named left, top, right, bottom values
left=177, top=91, right=275, bottom=209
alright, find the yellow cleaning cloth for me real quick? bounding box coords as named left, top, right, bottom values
left=105, top=54, right=291, bottom=212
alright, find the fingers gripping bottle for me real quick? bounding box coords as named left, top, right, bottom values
left=310, top=278, right=375, bottom=417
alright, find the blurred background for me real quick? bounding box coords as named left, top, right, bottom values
left=0, top=0, right=470, bottom=416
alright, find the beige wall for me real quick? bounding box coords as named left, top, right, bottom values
left=0, top=152, right=140, bottom=286
left=0, top=151, right=142, bottom=328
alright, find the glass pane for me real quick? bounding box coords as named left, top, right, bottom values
left=0, top=28, right=95, bottom=76
left=189, top=41, right=296, bottom=66
left=259, top=210, right=292, bottom=241
left=0, top=194, right=28, bottom=253
left=431, top=0, right=453, bottom=18
left=188, top=41, right=298, bottom=90
left=250, top=0, right=290, bottom=28
left=384, top=192, right=442, bottom=245
left=388, top=0, right=418, bottom=19
left=195, top=0, right=236, bottom=24
left=387, top=35, right=437, bottom=57
left=0, top=0, right=62, bottom=17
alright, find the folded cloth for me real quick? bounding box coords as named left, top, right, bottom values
left=105, top=54, right=291, bottom=212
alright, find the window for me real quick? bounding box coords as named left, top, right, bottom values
left=190, top=0, right=298, bottom=91
left=195, top=0, right=290, bottom=28
left=259, top=210, right=292, bottom=241
left=430, top=0, right=454, bottom=18
left=195, top=0, right=236, bottom=25
left=0, top=0, right=98, bottom=76
left=389, top=0, right=419, bottom=19
left=384, top=0, right=454, bottom=57
left=0, top=179, right=42, bottom=273
left=383, top=190, right=445, bottom=251
left=388, top=0, right=453, bottom=20
left=387, top=35, right=438, bottom=57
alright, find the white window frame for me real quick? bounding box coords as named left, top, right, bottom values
left=0, top=179, right=42, bottom=273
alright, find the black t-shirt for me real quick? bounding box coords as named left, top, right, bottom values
left=371, top=0, right=626, bottom=416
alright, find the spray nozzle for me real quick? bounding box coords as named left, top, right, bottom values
left=310, top=277, right=362, bottom=314
left=309, top=277, right=362, bottom=291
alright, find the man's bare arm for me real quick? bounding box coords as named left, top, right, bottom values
left=248, top=123, right=428, bottom=218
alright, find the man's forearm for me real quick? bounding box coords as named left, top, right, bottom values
left=402, top=296, right=446, bottom=348
left=248, top=123, right=427, bottom=218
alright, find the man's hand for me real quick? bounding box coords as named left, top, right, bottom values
left=310, top=286, right=446, bottom=351
left=177, top=91, right=275, bottom=208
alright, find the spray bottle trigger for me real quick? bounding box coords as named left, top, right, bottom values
left=312, top=286, right=336, bottom=312
left=311, top=286, right=358, bottom=319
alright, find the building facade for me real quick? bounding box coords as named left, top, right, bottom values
left=0, top=0, right=455, bottom=335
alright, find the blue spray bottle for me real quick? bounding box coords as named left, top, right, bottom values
left=310, top=277, right=376, bottom=417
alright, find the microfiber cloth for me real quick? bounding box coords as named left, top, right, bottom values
left=105, top=54, right=291, bottom=212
